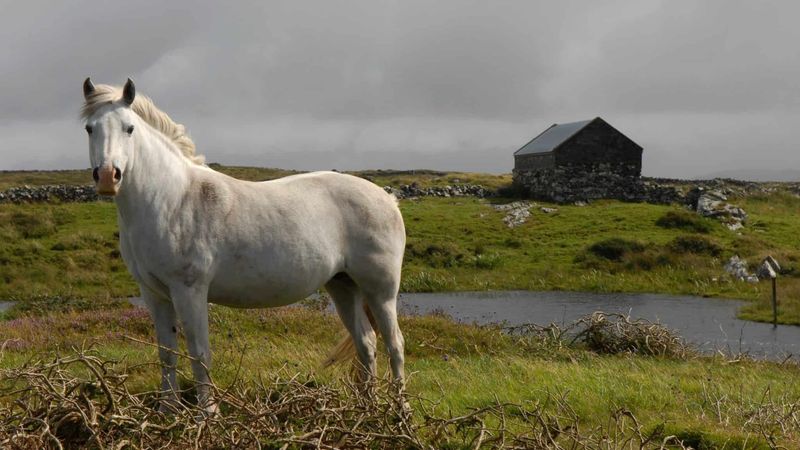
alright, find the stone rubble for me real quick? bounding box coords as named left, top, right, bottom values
left=687, top=188, right=747, bottom=231
left=493, top=201, right=535, bottom=228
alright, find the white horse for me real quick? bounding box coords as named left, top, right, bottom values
left=81, top=78, right=406, bottom=412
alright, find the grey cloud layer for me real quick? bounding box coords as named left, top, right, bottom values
left=1, top=1, right=798, bottom=177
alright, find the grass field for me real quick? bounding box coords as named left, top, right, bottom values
left=1, top=304, right=798, bottom=448
left=2, top=167, right=800, bottom=447
left=2, top=186, right=799, bottom=323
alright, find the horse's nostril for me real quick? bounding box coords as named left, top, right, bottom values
left=92, top=167, right=100, bottom=182
left=113, top=166, right=122, bottom=181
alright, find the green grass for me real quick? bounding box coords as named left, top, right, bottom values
left=3, top=168, right=800, bottom=446
left=0, top=305, right=797, bottom=447
left=0, top=202, right=135, bottom=301
left=400, top=197, right=757, bottom=298
left=3, top=168, right=800, bottom=325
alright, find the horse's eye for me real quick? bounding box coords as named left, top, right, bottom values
left=85, top=125, right=93, bottom=134
left=126, top=125, right=135, bottom=135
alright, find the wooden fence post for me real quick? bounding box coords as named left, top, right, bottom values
left=772, top=277, right=778, bottom=328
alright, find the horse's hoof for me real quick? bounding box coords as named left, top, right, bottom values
left=194, top=402, right=219, bottom=421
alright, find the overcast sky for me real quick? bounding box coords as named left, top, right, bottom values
left=1, top=1, right=798, bottom=178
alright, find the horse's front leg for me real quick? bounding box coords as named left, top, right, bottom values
left=170, top=284, right=216, bottom=415
left=140, top=287, right=180, bottom=412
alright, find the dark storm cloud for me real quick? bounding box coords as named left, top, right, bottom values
left=1, top=1, right=799, bottom=177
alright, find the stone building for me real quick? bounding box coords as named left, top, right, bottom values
left=512, top=117, right=645, bottom=203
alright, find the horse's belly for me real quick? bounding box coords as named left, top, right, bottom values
left=207, top=260, right=331, bottom=308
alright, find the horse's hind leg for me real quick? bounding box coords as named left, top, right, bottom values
left=363, top=288, right=405, bottom=383
left=325, top=274, right=377, bottom=381
left=349, top=260, right=409, bottom=415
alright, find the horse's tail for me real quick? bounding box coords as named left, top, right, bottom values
left=322, top=304, right=377, bottom=369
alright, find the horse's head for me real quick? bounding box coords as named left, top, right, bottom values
left=82, top=77, right=138, bottom=197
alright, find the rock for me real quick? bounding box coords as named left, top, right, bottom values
left=724, top=255, right=752, bottom=281
left=694, top=190, right=747, bottom=230
left=726, top=222, right=744, bottom=231
left=493, top=201, right=534, bottom=228
left=540, top=207, right=558, bottom=214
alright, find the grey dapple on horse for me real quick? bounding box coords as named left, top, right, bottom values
left=82, top=78, right=406, bottom=412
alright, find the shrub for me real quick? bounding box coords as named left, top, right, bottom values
left=655, top=210, right=712, bottom=233
left=625, top=251, right=675, bottom=271
left=400, top=271, right=455, bottom=292
left=587, top=238, right=645, bottom=261
left=474, top=252, right=503, bottom=269
left=669, top=235, right=722, bottom=256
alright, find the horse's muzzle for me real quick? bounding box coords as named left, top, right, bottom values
left=93, top=165, right=122, bottom=196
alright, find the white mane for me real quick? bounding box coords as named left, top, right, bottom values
left=81, top=84, right=204, bottom=165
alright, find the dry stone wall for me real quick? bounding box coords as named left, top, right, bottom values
left=0, top=185, right=104, bottom=203
left=512, top=163, right=680, bottom=204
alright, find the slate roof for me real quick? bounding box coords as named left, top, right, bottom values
left=514, top=119, right=594, bottom=156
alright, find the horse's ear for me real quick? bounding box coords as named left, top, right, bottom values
left=83, top=77, right=95, bottom=99
left=123, top=78, right=136, bottom=105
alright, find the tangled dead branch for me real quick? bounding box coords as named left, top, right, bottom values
left=0, top=348, right=696, bottom=449
left=506, top=312, right=694, bottom=358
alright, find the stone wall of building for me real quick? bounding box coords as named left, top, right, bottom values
left=555, top=119, right=642, bottom=172
left=512, top=162, right=679, bottom=204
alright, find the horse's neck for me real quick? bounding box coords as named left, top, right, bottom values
left=115, top=125, right=193, bottom=226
